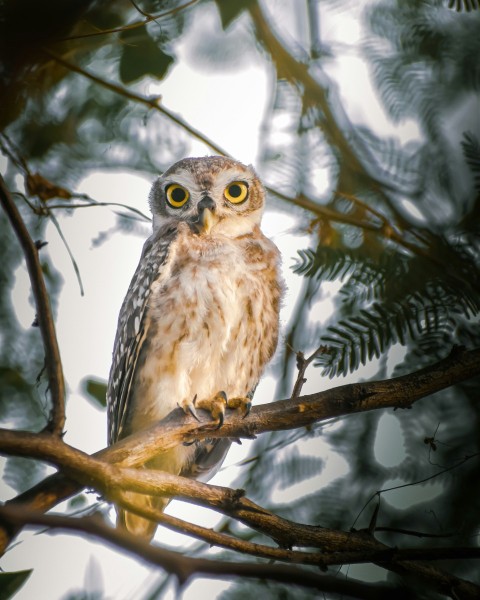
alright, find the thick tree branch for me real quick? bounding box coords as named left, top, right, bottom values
left=102, top=345, right=480, bottom=466
left=0, top=505, right=435, bottom=600
left=114, top=491, right=480, bottom=565
left=0, top=175, right=65, bottom=435
left=1, top=348, right=480, bottom=598
left=1, top=346, right=479, bottom=523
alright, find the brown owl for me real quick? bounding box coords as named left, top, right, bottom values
left=107, top=156, right=282, bottom=539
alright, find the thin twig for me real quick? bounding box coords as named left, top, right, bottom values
left=47, top=199, right=151, bottom=222
left=58, top=0, right=199, bottom=42
left=290, top=344, right=327, bottom=400
left=43, top=48, right=229, bottom=157
left=352, top=451, right=480, bottom=532
left=0, top=175, right=65, bottom=435
left=48, top=210, right=85, bottom=296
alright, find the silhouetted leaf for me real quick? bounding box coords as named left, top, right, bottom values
left=82, top=378, right=107, bottom=409
left=0, top=570, right=33, bottom=600
left=119, top=29, right=174, bottom=84
left=214, top=0, right=255, bottom=29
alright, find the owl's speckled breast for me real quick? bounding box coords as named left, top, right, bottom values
left=130, top=225, right=281, bottom=431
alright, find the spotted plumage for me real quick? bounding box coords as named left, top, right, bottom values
left=107, top=156, right=282, bottom=538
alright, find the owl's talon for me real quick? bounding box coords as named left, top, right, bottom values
left=215, top=412, right=224, bottom=430
left=179, top=396, right=200, bottom=421
left=194, top=392, right=252, bottom=426
left=226, top=396, right=252, bottom=418
left=195, top=390, right=226, bottom=428
left=187, top=405, right=200, bottom=421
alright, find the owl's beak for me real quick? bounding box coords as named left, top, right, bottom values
left=193, top=196, right=218, bottom=234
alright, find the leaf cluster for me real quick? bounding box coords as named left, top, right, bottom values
left=294, top=241, right=480, bottom=377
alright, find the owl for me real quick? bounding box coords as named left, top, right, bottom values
left=107, top=156, right=282, bottom=539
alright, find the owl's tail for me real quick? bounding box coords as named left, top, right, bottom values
left=116, top=491, right=169, bottom=541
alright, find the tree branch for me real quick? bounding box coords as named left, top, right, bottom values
left=38, top=42, right=444, bottom=270
left=248, top=2, right=475, bottom=282
left=59, top=0, right=200, bottom=42
left=1, top=346, right=479, bottom=528
left=101, top=345, right=480, bottom=466
left=42, top=49, right=230, bottom=157
left=0, top=347, right=479, bottom=598
left=0, top=175, right=65, bottom=435
left=113, top=491, right=480, bottom=566
left=0, top=505, right=434, bottom=600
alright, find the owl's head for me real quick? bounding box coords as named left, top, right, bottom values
left=149, top=156, right=266, bottom=237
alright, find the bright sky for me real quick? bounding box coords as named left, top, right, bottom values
left=0, top=2, right=429, bottom=598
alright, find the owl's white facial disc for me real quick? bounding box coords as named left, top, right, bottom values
left=149, top=156, right=266, bottom=237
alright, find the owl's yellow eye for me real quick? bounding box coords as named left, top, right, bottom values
left=166, top=184, right=189, bottom=208
left=224, top=181, right=248, bottom=204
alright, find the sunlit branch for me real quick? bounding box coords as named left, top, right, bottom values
left=248, top=2, right=387, bottom=188
left=0, top=175, right=65, bottom=435
left=1, top=348, right=479, bottom=597
left=1, top=347, right=479, bottom=544
left=102, top=346, right=480, bottom=465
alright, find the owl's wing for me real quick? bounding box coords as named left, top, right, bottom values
left=107, top=225, right=177, bottom=444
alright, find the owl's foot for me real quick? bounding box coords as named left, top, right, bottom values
left=196, top=391, right=251, bottom=428
left=181, top=391, right=251, bottom=428
left=195, top=391, right=228, bottom=429
left=225, top=395, right=252, bottom=418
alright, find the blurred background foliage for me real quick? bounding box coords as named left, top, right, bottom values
left=1, top=0, right=479, bottom=598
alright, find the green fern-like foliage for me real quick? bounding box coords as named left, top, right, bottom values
left=294, top=242, right=480, bottom=377
left=462, top=131, right=480, bottom=192
left=448, top=0, right=480, bottom=11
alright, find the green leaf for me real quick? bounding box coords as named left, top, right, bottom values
left=0, top=570, right=33, bottom=600
left=82, top=377, right=107, bottom=409
left=119, top=29, right=174, bottom=84
left=214, top=0, right=255, bottom=30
